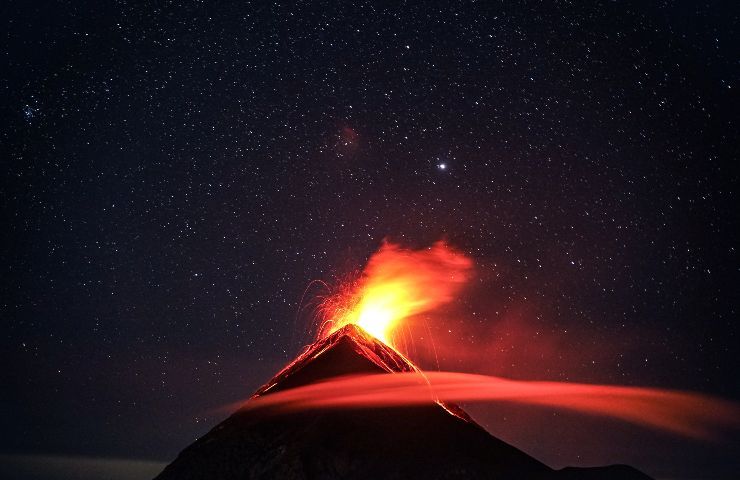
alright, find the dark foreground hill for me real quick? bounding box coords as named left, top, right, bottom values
left=155, top=325, right=652, bottom=480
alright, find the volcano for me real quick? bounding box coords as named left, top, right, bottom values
left=155, top=324, right=652, bottom=479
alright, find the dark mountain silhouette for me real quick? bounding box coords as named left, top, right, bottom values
left=155, top=324, right=652, bottom=479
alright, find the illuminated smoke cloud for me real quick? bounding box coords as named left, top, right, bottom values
left=242, top=371, right=740, bottom=440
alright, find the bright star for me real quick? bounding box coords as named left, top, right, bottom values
left=438, top=163, right=447, bottom=171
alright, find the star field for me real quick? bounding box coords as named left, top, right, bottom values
left=2, top=1, right=739, bottom=478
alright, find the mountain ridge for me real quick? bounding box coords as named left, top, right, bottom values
left=154, top=324, right=652, bottom=479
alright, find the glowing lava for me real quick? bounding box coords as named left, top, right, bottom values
left=225, top=241, right=740, bottom=453
left=318, top=241, right=473, bottom=347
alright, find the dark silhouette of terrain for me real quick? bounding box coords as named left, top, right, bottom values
left=155, top=324, right=652, bottom=479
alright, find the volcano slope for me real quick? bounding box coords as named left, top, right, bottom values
left=155, top=324, right=652, bottom=480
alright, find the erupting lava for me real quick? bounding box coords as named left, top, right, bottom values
left=223, top=239, right=740, bottom=452
left=318, top=241, right=473, bottom=347
left=164, top=240, right=740, bottom=480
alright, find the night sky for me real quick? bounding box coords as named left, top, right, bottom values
left=2, top=2, right=739, bottom=479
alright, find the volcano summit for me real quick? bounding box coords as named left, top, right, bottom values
left=155, top=325, right=651, bottom=479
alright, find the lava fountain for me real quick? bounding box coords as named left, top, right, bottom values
left=317, top=240, right=473, bottom=348
left=172, top=241, right=740, bottom=480
left=241, top=240, right=740, bottom=441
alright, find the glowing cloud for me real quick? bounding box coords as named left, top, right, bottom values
left=241, top=371, right=740, bottom=440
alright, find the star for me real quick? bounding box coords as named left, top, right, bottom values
left=23, top=104, right=37, bottom=122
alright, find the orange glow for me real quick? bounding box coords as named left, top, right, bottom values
left=239, top=372, right=740, bottom=440
left=318, top=241, right=473, bottom=347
